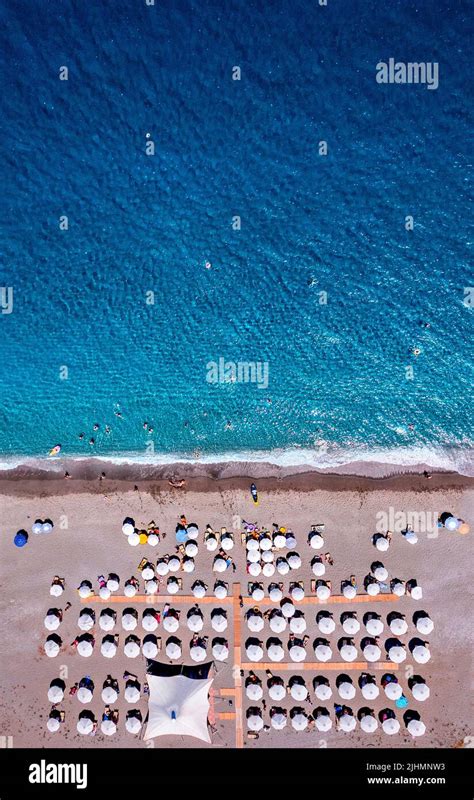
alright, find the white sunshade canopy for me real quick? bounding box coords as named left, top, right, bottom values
left=206, top=536, right=218, bottom=551
left=128, top=532, right=140, bottom=546
left=77, top=640, right=93, bottom=657
left=315, top=713, right=332, bottom=732
left=412, top=645, right=431, bottom=664
left=122, top=613, right=138, bottom=631
left=271, top=713, right=287, bottom=730
left=338, top=714, right=356, bottom=732
left=146, top=580, right=159, bottom=594
left=382, top=717, right=400, bottom=735
left=50, top=582, right=64, bottom=597
left=246, top=643, right=264, bottom=661
left=360, top=714, right=378, bottom=733
left=338, top=681, right=356, bottom=700
left=99, top=612, right=115, bottom=631
left=289, top=645, right=306, bottom=663
left=148, top=533, right=159, bottom=547
left=77, top=716, right=94, bottom=735
left=317, top=616, right=335, bottom=635
left=107, top=577, right=120, bottom=592
left=190, top=645, right=206, bottom=663
left=373, top=566, right=388, bottom=581
left=214, top=583, right=228, bottom=599
left=156, top=561, right=169, bottom=576
left=263, top=563, right=275, bottom=577
left=384, top=682, right=402, bottom=701
left=342, top=584, right=357, bottom=600
left=416, top=616, right=434, bottom=635
left=142, top=565, right=155, bottom=580
left=246, top=683, right=263, bottom=701
left=248, top=562, right=262, bottom=577
left=269, top=587, right=283, bottom=602
left=192, top=583, right=207, bottom=598
left=166, top=641, right=182, bottom=660
left=366, top=582, right=380, bottom=596
left=163, top=615, right=180, bottom=633
left=290, top=683, right=308, bottom=701
left=168, top=556, right=181, bottom=572
left=389, top=617, right=408, bottom=635
left=212, top=643, right=229, bottom=661
left=309, top=533, right=324, bottom=549
left=315, top=644, right=332, bottom=662
left=247, top=614, right=265, bottom=633
left=44, top=613, right=61, bottom=631
left=269, top=614, right=286, bottom=634
left=126, top=715, right=142, bottom=734
left=220, top=535, right=234, bottom=551
left=391, top=581, right=405, bottom=596
left=316, top=585, right=331, bottom=601
left=291, top=713, right=308, bottom=731
left=268, top=643, right=285, bottom=662
left=365, top=618, right=384, bottom=636
left=247, top=549, right=261, bottom=564
left=412, top=682, right=430, bottom=701
left=143, top=613, right=159, bottom=632
left=182, top=559, right=195, bottom=574
left=124, top=640, right=141, bottom=658
left=312, top=560, right=326, bottom=576
left=288, top=553, right=302, bottom=569
left=101, top=686, right=118, bottom=703
left=375, top=536, right=389, bottom=552
left=247, top=713, right=264, bottom=732
left=262, top=549, right=274, bottom=563
left=388, top=645, right=407, bottom=663
left=273, top=533, right=286, bottom=548
left=290, top=615, right=306, bottom=634
left=363, top=644, right=382, bottom=662
left=47, top=684, right=64, bottom=703
left=251, top=587, right=265, bottom=602
left=340, top=644, right=358, bottom=662
left=101, top=719, right=117, bottom=736
left=342, top=617, right=360, bottom=635
left=77, top=686, right=93, bottom=704
left=268, top=682, right=286, bottom=701
left=124, top=583, right=137, bottom=597
left=143, top=639, right=159, bottom=658
left=99, top=585, right=111, bottom=600
left=167, top=579, right=179, bottom=595
left=361, top=682, right=379, bottom=701
left=315, top=682, right=332, bottom=701
left=291, top=586, right=305, bottom=601
left=407, top=719, right=426, bottom=737
left=125, top=685, right=141, bottom=703
left=276, top=559, right=290, bottom=575
left=144, top=673, right=213, bottom=743
left=187, top=614, right=204, bottom=633
left=211, top=614, right=228, bottom=632
left=47, top=716, right=61, bottom=733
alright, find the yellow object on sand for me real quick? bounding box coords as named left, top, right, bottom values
left=139, top=533, right=148, bottom=545
left=458, top=523, right=470, bottom=535
left=279, top=527, right=287, bottom=534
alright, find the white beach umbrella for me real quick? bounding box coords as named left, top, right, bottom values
left=291, top=585, right=305, bottom=602
left=190, top=645, right=206, bottom=663
left=384, top=682, right=402, bottom=701
left=342, top=584, right=357, bottom=600
left=276, top=559, right=290, bottom=576
left=101, top=686, right=118, bottom=704
left=99, top=612, right=115, bottom=632
left=405, top=530, right=418, bottom=544
left=339, top=714, right=356, bottom=732
left=247, top=549, right=261, bottom=564
left=77, top=686, right=93, bottom=704
left=212, top=642, right=229, bottom=661
left=142, top=613, right=159, bottom=632
left=220, top=534, right=234, bottom=552
left=32, top=521, right=43, bottom=535
left=261, top=549, right=274, bottom=563
left=48, top=684, right=64, bottom=703
left=76, top=717, right=94, bottom=735
left=416, top=616, right=434, bottom=635
left=286, top=532, right=298, bottom=549
left=44, top=613, right=61, bottom=631
left=289, top=645, right=307, bottom=662
left=247, top=614, right=264, bottom=633
left=77, top=639, right=93, bottom=657
left=412, top=682, right=430, bottom=702
left=375, top=536, right=390, bottom=552
left=148, top=533, right=159, bottom=547
left=290, top=615, right=306, bottom=634
left=47, top=716, right=61, bottom=733
left=361, top=682, right=379, bottom=701
left=340, top=644, right=358, bottom=662
left=168, top=556, right=181, bottom=572
left=211, top=613, right=228, bottom=633
left=268, top=682, right=286, bottom=701
left=246, top=538, right=260, bottom=552
left=122, top=522, right=135, bottom=536
left=128, top=532, right=140, bottom=546
left=182, top=558, right=195, bottom=573
left=312, top=561, right=326, bottom=576
left=126, top=715, right=142, bottom=734
left=101, top=639, right=117, bottom=658
left=315, top=644, right=332, bottom=662
left=260, top=536, right=272, bottom=551
left=407, top=719, right=426, bottom=738
left=315, top=713, right=332, bottom=732
left=166, top=641, right=182, bottom=660
left=281, top=600, right=295, bottom=618
left=269, top=586, right=283, bottom=602
left=101, top=719, right=117, bottom=737
left=315, top=682, right=332, bottom=701
left=360, top=714, right=378, bottom=733
left=248, top=562, right=262, bottom=577
left=288, top=553, right=302, bottom=570
left=156, top=561, right=169, bottom=576
left=206, top=535, right=218, bottom=551
left=246, top=643, right=263, bottom=661
left=187, top=613, right=204, bottom=633
left=317, top=616, right=335, bottom=635
left=247, top=713, right=263, bottom=732
left=410, top=585, right=423, bottom=600
left=50, top=582, right=64, bottom=597
left=42, top=522, right=53, bottom=534
left=342, top=617, right=360, bottom=635
left=124, top=583, right=137, bottom=597
left=271, top=712, right=287, bottom=730
left=214, top=583, right=228, bottom=599
left=366, top=582, right=380, bottom=596
left=78, top=583, right=92, bottom=599
left=291, top=713, right=308, bottom=731
left=125, top=685, right=140, bottom=703
left=389, top=645, right=407, bottom=664
left=99, top=585, right=111, bottom=600
left=107, top=577, right=120, bottom=592
left=373, top=566, right=388, bottom=582
left=262, top=563, right=275, bottom=577
left=382, top=717, right=400, bottom=735
left=268, top=643, right=285, bottom=662
left=124, top=639, right=140, bottom=658
left=363, top=643, right=382, bottom=662
left=186, top=524, right=199, bottom=539
left=142, top=639, right=158, bottom=658
left=122, top=613, right=138, bottom=631
left=163, top=615, right=180, bottom=633
left=338, top=681, right=356, bottom=700
left=412, top=645, right=431, bottom=664
left=389, top=617, right=408, bottom=635
left=365, top=618, right=384, bottom=636
left=273, top=533, right=286, bottom=549
left=269, top=614, right=286, bottom=634
left=192, top=583, right=206, bottom=599
left=246, top=683, right=263, bottom=701
left=309, top=533, right=324, bottom=549
left=142, top=565, right=155, bottom=581
left=213, top=557, right=227, bottom=573
left=316, top=584, right=331, bottom=601
left=185, top=541, right=198, bottom=557
left=290, top=683, right=308, bottom=701
left=251, top=586, right=265, bottom=602
left=167, top=578, right=179, bottom=595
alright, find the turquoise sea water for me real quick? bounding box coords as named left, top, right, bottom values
left=0, top=0, right=473, bottom=471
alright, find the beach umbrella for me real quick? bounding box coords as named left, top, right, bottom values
left=14, top=530, right=28, bottom=547
left=128, top=532, right=140, bottom=546
left=48, top=684, right=64, bottom=703
left=50, top=582, right=64, bottom=597
left=107, top=576, right=120, bottom=592
left=102, top=685, right=118, bottom=703
left=148, top=533, right=159, bottom=547
left=291, top=585, right=305, bottom=602
left=260, top=536, right=272, bottom=551
left=182, top=558, right=195, bottom=573
left=248, top=562, right=262, bottom=577
left=214, top=583, right=228, bottom=599
left=101, top=719, right=117, bottom=736
left=412, top=645, right=431, bottom=664
left=363, top=644, right=382, bottom=662
left=309, top=533, right=324, bottom=549
left=122, top=613, right=138, bottom=631
left=41, top=521, right=53, bottom=534
left=78, top=583, right=92, bottom=599
left=286, top=532, right=297, bottom=549
left=44, top=612, right=61, bottom=631
left=213, top=557, right=227, bottom=573
left=340, top=644, right=358, bottom=662
left=290, top=683, right=308, bottom=701
left=269, top=586, right=283, bottom=602
left=317, top=616, right=335, bottom=635
left=156, top=561, right=169, bottom=576
left=185, top=541, right=198, bottom=557
left=32, top=521, right=43, bottom=535
left=273, top=533, right=286, bottom=549
left=444, top=516, right=459, bottom=531
left=382, top=717, right=400, bottom=735
left=261, top=549, right=274, bottom=563
left=166, top=641, right=182, bottom=660
left=339, top=714, right=356, bottom=732
left=342, top=616, right=360, bottom=635
left=268, top=614, right=286, bottom=633
left=365, top=618, right=384, bottom=636
left=366, top=582, right=380, bottom=596
left=167, top=578, right=179, bottom=595
left=281, top=600, right=295, bottom=618
left=290, top=615, right=306, bottom=634
left=142, top=612, right=159, bottom=632
left=412, top=682, right=430, bottom=702
left=268, top=682, right=286, bottom=701
left=375, top=536, right=390, bottom=552
left=405, top=530, right=418, bottom=544
left=416, top=616, right=434, bottom=635
left=142, top=639, right=158, bottom=658
left=246, top=643, right=263, bottom=661
left=124, top=583, right=137, bottom=597
left=126, top=715, right=142, bottom=734
left=99, top=611, right=115, bottom=632
left=407, top=719, right=426, bottom=737
left=316, top=584, right=331, bottom=601
left=77, top=686, right=93, bottom=704
left=99, top=585, right=111, bottom=600
left=338, top=681, right=356, bottom=700
left=76, top=717, right=94, bottom=735
left=220, top=534, right=234, bottom=551
left=192, top=582, right=206, bottom=599
left=248, top=614, right=265, bottom=633
left=251, top=586, right=265, bottom=602
left=289, top=645, right=306, bottom=662
left=384, top=682, right=402, bottom=701
left=246, top=683, right=263, bottom=701
left=163, top=615, right=180, bottom=633
left=142, top=565, right=155, bottom=580
left=124, top=639, right=140, bottom=658
left=262, top=563, right=275, bottom=577
left=342, top=584, right=357, bottom=600
left=47, top=716, right=61, bottom=733
left=315, top=644, right=332, bottom=662
left=276, top=559, right=290, bottom=576
left=187, top=613, right=204, bottom=633
left=168, top=556, right=181, bottom=572
left=389, top=617, right=408, bottom=635
left=373, top=565, right=388, bottom=581
left=361, top=682, right=379, bottom=701
left=206, top=535, right=218, bottom=551
left=101, top=639, right=117, bottom=659
left=268, top=642, right=285, bottom=662
left=315, top=713, right=332, bottom=732
left=122, top=522, right=135, bottom=536
left=125, top=684, right=140, bottom=703
left=291, top=712, right=308, bottom=731
left=190, top=645, right=206, bottom=663
left=212, top=642, right=229, bottom=661
left=271, top=712, right=287, bottom=730
left=315, top=683, right=332, bottom=701
left=246, top=538, right=260, bottom=552
left=410, top=585, right=423, bottom=600
left=211, top=613, right=228, bottom=633
left=247, top=713, right=263, bottom=732
left=247, top=549, right=261, bottom=564
left=388, top=645, right=406, bottom=664
left=360, top=714, right=378, bottom=733
left=77, top=639, right=93, bottom=657
left=288, top=553, right=302, bottom=570
left=186, top=524, right=199, bottom=539
left=391, top=580, right=405, bottom=597
left=312, top=560, right=326, bottom=577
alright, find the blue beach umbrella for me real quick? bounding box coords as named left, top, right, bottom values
left=396, top=695, right=409, bottom=709
left=176, top=528, right=188, bottom=544
left=14, top=530, right=28, bottom=547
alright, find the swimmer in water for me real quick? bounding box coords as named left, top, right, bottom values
left=412, top=347, right=421, bottom=357
left=89, top=438, right=95, bottom=446
left=205, top=261, right=212, bottom=269
left=148, top=427, right=154, bottom=434
left=225, top=420, right=233, bottom=430
left=78, top=433, right=84, bottom=440
left=143, top=422, right=148, bottom=430
left=93, top=423, right=99, bottom=431
left=105, top=425, right=111, bottom=434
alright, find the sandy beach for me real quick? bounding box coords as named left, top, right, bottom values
left=0, top=465, right=472, bottom=750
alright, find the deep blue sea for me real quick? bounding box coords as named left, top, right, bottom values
left=0, top=0, right=472, bottom=471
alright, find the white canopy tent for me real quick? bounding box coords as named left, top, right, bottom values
left=144, top=673, right=213, bottom=744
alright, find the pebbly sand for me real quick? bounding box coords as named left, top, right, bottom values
left=0, top=465, right=472, bottom=750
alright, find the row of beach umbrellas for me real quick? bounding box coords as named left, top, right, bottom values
left=48, top=709, right=142, bottom=735
left=245, top=609, right=433, bottom=636
left=243, top=636, right=432, bottom=663
left=245, top=674, right=430, bottom=702
left=246, top=706, right=426, bottom=736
